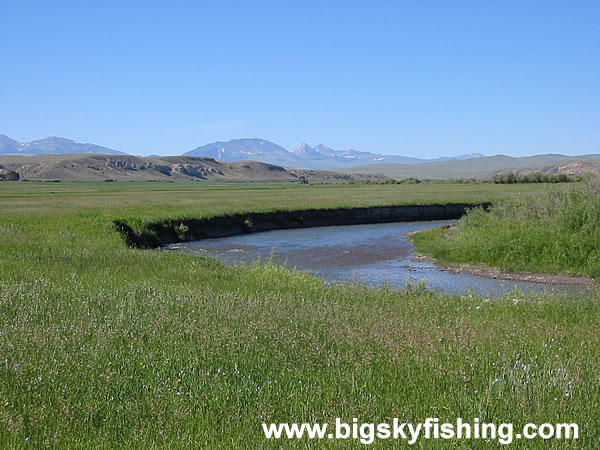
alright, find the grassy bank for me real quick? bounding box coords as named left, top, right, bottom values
left=411, top=181, right=600, bottom=278
left=1, top=181, right=599, bottom=447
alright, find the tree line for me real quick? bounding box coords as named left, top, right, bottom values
left=491, top=172, right=574, bottom=184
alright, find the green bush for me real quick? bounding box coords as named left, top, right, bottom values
left=0, top=170, right=20, bottom=181
left=492, top=172, right=573, bottom=184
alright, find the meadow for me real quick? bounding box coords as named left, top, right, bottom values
left=0, top=181, right=598, bottom=447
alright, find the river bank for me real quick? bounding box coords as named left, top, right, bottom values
left=413, top=253, right=595, bottom=286
left=407, top=226, right=596, bottom=287
left=115, top=202, right=489, bottom=248
left=409, top=182, right=600, bottom=280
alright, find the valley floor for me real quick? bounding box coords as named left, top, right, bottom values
left=0, top=181, right=597, bottom=447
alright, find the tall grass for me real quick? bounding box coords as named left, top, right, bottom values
left=0, top=181, right=599, bottom=447
left=412, top=178, right=600, bottom=277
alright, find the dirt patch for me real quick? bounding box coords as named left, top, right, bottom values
left=412, top=254, right=596, bottom=287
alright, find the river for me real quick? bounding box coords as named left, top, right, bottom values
left=164, top=220, right=588, bottom=298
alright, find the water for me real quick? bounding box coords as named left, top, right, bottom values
left=164, top=220, right=589, bottom=298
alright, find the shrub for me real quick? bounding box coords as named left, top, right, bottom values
left=0, top=170, right=20, bottom=181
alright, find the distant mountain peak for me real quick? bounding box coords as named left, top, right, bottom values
left=455, top=152, right=485, bottom=160
left=291, top=143, right=313, bottom=154
left=312, top=144, right=338, bottom=157
left=184, top=138, right=298, bottom=166
left=432, top=152, right=486, bottom=162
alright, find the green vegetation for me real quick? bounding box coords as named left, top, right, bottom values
left=354, top=177, right=483, bottom=185
left=412, top=179, right=600, bottom=278
left=491, top=172, right=574, bottom=184
left=359, top=175, right=571, bottom=185
left=0, top=170, right=20, bottom=181
left=1, top=181, right=599, bottom=447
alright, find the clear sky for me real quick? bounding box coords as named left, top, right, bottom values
left=1, top=1, right=599, bottom=157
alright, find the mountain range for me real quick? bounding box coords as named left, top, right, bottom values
left=0, top=135, right=127, bottom=156
left=0, top=134, right=484, bottom=169
left=2, top=134, right=599, bottom=179
left=183, top=138, right=485, bottom=169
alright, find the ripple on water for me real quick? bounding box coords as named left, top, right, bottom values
left=164, top=220, right=592, bottom=299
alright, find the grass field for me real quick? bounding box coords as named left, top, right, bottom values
left=411, top=181, right=600, bottom=278
left=0, top=181, right=598, bottom=447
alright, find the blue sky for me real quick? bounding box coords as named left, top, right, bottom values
left=1, top=1, right=599, bottom=157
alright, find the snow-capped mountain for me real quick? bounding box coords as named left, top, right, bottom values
left=185, top=138, right=485, bottom=169
left=291, top=143, right=428, bottom=166
left=184, top=138, right=304, bottom=167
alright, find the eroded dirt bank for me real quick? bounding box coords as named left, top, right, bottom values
left=115, top=203, right=489, bottom=249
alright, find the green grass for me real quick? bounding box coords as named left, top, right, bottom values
left=411, top=181, right=600, bottom=278
left=0, top=181, right=599, bottom=447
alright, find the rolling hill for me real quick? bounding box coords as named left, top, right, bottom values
left=341, top=154, right=600, bottom=179
left=0, top=154, right=382, bottom=183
